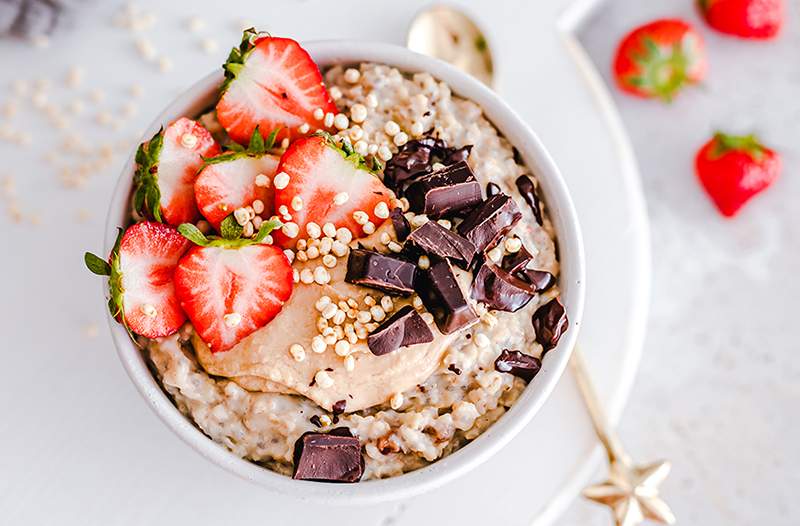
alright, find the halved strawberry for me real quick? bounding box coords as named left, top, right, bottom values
left=194, top=128, right=280, bottom=229
left=84, top=221, right=190, bottom=338
left=273, top=134, right=393, bottom=248
left=216, top=30, right=337, bottom=145
left=133, top=117, right=220, bottom=226
left=173, top=222, right=293, bottom=353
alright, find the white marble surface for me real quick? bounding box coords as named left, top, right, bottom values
left=562, top=1, right=800, bottom=524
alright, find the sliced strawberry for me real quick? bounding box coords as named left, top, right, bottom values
left=699, top=0, right=784, bottom=39
left=273, top=135, right=393, bottom=248
left=133, top=117, right=220, bottom=226
left=195, top=153, right=279, bottom=229
left=174, top=240, right=293, bottom=353
left=84, top=221, right=190, bottom=338
left=216, top=31, right=337, bottom=145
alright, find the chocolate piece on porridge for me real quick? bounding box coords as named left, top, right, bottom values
left=332, top=400, right=347, bottom=414
left=518, top=269, right=556, bottom=292
left=403, top=221, right=476, bottom=266
left=367, top=305, right=434, bottom=356
left=471, top=262, right=536, bottom=312
left=404, top=161, right=482, bottom=218
left=457, top=194, right=522, bottom=252
left=292, top=428, right=364, bottom=483
left=531, top=298, right=569, bottom=352
left=345, top=248, right=416, bottom=296
left=415, top=260, right=477, bottom=334
left=383, top=137, right=442, bottom=190
left=494, top=349, right=542, bottom=383
left=501, top=243, right=533, bottom=273
left=310, top=415, right=323, bottom=428
left=486, top=181, right=502, bottom=197
left=390, top=207, right=411, bottom=241
left=515, top=174, right=543, bottom=226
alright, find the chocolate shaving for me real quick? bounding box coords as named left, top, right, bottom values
left=367, top=305, right=434, bottom=356
left=310, top=415, right=323, bottom=427
left=501, top=242, right=532, bottom=273
left=494, top=349, right=541, bottom=382
left=447, top=364, right=462, bottom=375
left=403, top=221, right=476, bottom=266
left=456, top=194, right=522, bottom=252
left=390, top=207, right=411, bottom=241
left=517, top=269, right=556, bottom=292
left=415, top=260, right=477, bottom=334
left=405, top=161, right=482, bottom=218
left=345, top=248, right=416, bottom=296
left=383, top=137, right=474, bottom=192
left=471, top=262, right=536, bottom=312
left=292, top=428, right=364, bottom=483
left=531, top=298, right=569, bottom=352
left=515, top=175, right=543, bottom=226
left=486, top=182, right=502, bottom=197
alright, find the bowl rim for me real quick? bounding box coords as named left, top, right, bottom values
left=104, top=39, right=585, bottom=504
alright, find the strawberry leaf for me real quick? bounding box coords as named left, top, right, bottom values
left=252, top=219, right=282, bottom=244
left=315, top=131, right=378, bottom=174
left=220, top=28, right=267, bottom=94
left=178, top=223, right=211, bottom=246
left=248, top=125, right=265, bottom=153
left=133, top=128, right=165, bottom=222
left=711, top=132, right=767, bottom=161
left=220, top=214, right=244, bottom=240
left=201, top=126, right=280, bottom=168
left=84, top=252, right=111, bottom=276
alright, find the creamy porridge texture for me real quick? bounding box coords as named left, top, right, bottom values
left=85, top=32, right=569, bottom=483
left=144, top=63, right=563, bottom=480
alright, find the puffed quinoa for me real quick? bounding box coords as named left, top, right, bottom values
left=475, top=333, right=490, bottom=348
left=313, top=108, right=324, bottom=120
left=421, top=312, right=434, bottom=325
left=393, top=132, right=409, bottom=147
left=354, top=140, right=369, bottom=155
left=273, top=172, right=290, bottom=189
left=306, top=245, right=320, bottom=259
left=333, top=192, right=349, bottom=205
left=374, top=201, right=390, bottom=218
left=252, top=199, right=265, bottom=214
left=306, top=222, right=322, bottom=239
left=334, top=340, right=351, bottom=356
left=352, top=211, right=369, bottom=225
left=311, top=336, right=326, bottom=354
left=333, top=113, right=349, bottom=130
left=370, top=306, right=386, bottom=322
left=282, top=222, right=300, bottom=238
left=300, top=268, right=314, bottom=284
left=387, top=241, right=402, bottom=253
left=418, top=255, right=430, bottom=269
left=336, top=227, right=353, bottom=243
left=329, top=86, right=342, bottom=100
left=322, top=254, right=337, bottom=268
left=323, top=112, right=335, bottom=127
left=384, top=120, right=400, bottom=136
left=298, top=123, right=310, bottom=134
left=289, top=344, right=306, bottom=362
left=365, top=92, right=378, bottom=108
left=390, top=392, right=404, bottom=410
left=332, top=241, right=348, bottom=257
left=323, top=222, right=337, bottom=237
left=319, top=237, right=333, bottom=254
left=350, top=103, right=367, bottom=123
left=344, top=68, right=361, bottom=83
left=314, top=370, right=334, bottom=388
left=487, top=246, right=503, bottom=263
left=378, top=145, right=393, bottom=161
left=344, top=355, right=355, bottom=371
left=380, top=296, right=394, bottom=312
left=504, top=237, right=522, bottom=253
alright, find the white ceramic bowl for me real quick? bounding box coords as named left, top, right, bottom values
left=104, top=40, right=585, bottom=504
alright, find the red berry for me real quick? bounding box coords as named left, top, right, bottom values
left=174, top=243, right=293, bottom=353
left=272, top=135, right=393, bottom=247
left=695, top=132, right=781, bottom=217
left=216, top=33, right=337, bottom=145
left=613, top=19, right=707, bottom=102
left=699, top=0, right=783, bottom=39
left=133, top=117, right=220, bottom=226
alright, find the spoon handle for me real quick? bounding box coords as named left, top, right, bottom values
left=569, top=347, right=631, bottom=466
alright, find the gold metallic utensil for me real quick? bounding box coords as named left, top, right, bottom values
left=407, top=6, right=674, bottom=525
left=407, top=5, right=494, bottom=87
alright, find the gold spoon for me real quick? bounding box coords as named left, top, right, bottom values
left=407, top=6, right=675, bottom=526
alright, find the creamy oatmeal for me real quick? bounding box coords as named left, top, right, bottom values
left=140, top=62, right=566, bottom=480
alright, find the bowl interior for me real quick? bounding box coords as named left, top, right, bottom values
left=105, top=40, right=585, bottom=504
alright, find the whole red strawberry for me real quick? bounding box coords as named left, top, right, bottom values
left=613, top=19, right=707, bottom=102
left=695, top=132, right=781, bottom=217
left=699, top=0, right=784, bottom=39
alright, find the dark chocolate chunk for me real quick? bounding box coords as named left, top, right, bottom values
left=456, top=194, right=522, bottom=252
left=517, top=269, right=556, bottom=292
left=531, top=298, right=569, bottom=352
left=471, top=263, right=536, bottom=312
left=367, top=305, right=434, bottom=356
left=494, top=349, right=541, bottom=382
left=415, top=260, right=477, bottom=334
left=501, top=242, right=532, bottom=273
left=404, top=221, right=476, bottom=266
left=383, top=137, right=444, bottom=190
left=515, top=174, right=543, bottom=226
left=486, top=182, right=502, bottom=197
left=441, top=145, right=472, bottom=165
left=447, top=364, right=462, bottom=375
left=332, top=400, right=347, bottom=415
left=405, top=161, right=482, bottom=218
left=292, top=428, right=364, bottom=483
left=390, top=207, right=411, bottom=241
left=345, top=249, right=416, bottom=296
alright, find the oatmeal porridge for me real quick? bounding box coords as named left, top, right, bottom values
left=86, top=31, right=569, bottom=483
